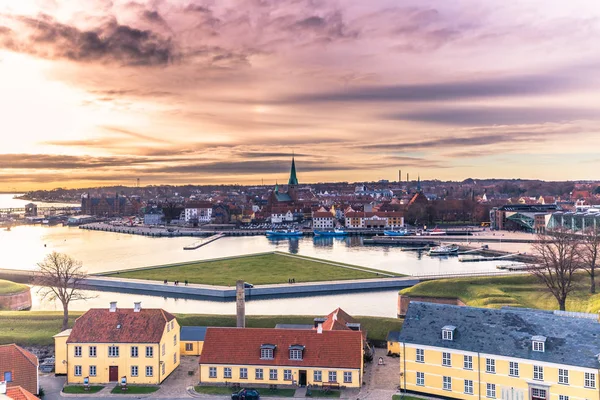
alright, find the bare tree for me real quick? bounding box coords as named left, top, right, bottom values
left=35, top=252, right=93, bottom=331
left=530, top=228, right=582, bottom=311
left=582, top=228, right=600, bottom=294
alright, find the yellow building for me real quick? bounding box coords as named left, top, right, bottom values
left=199, top=326, right=363, bottom=388
left=54, top=302, right=180, bottom=385
left=399, top=302, right=600, bottom=400
left=387, top=331, right=401, bottom=356
left=180, top=326, right=206, bottom=356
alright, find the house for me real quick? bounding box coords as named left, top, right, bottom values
left=386, top=331, right=401, bottom=356
left=54, top=302, right=180, bottom=385
left=143, top=207, right=163, bottom=225
left=344, top=211, right=404, bottom=229
left=184, top=202, right=213, bottom=223
left=199, top=327, right=363, bottom=388
left=398, top=302, right=600, bottom=400
left=0, top=344, right=39, bottom=395
left=0, top=382, right=38, bottom=400
left=180, top=327, right=207, bottom=356
left=312, top=211, right=335, bottom=229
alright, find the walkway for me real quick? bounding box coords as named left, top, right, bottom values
left=358, top=348, right=400, bottom=400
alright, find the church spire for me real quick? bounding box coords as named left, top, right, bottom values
left=417, top=175, right=422, bottom=193
left=288, top=156, right=299, bottom=186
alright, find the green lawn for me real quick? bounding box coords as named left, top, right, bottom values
left=110, top=385, right=159, bottom=394
left=102, top=253, right=394, bottom=286
left=0, top=311, right=401, bottom=346
left=401, top=273, right=600, bottom=312
left=63, top=385, right=104, bottom=394
left=262, top=388, right=296, bottom=397
left=0, top=279, right=29, bottom=295
left=309, top=389, right=341, bottom=398
left=392, top=395, right=424, bottom=400
left=194, top=386, right=295, bottom=397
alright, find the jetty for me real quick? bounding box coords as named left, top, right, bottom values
left=459, top=253, right=518, bottom=263
left=183, top=233, right=225, bottom=250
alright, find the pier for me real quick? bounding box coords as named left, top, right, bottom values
left=183, top=233, right=225, bottom=250
left=458, top=254, right=519, bottom=262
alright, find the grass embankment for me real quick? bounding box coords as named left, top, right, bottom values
left=63, top=385, right=104, bottom=394
left=103, top=253, right=395, bottom=286
left=110, top=385, right=159, bottom=394
left=194, top=386, right=295, bottom=397
left=0, top=279, right=29, bottom=295
left=0, top=312, right=401, bottom=346
left=392, top=395, right=423, bottom=400
left=401, top=273, right=600, bottom=312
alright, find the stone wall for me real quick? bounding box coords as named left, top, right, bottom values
left=398, top=294, right=465, bottom=317
left=0, top=288, right=32, bottom=310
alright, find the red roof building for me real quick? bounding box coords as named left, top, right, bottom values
left=4, top=386, right=38, bottom=400
left=0, top=344, right=39, bottom=395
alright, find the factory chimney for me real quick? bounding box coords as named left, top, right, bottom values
left=236, top=280, right=245, bottom=328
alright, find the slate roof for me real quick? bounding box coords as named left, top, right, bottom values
left=398, top=302, right=600, bottom=369
left=180, top=326, right=207, bottom=341
left=200, top=328, right=362, bottom=369
left=67, top=308, right=175, bottom=344
left=387, top=331, right=401, bottom=342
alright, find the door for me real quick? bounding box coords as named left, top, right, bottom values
left=299, top=370, right=307, bottom=386
left=109, top=366, right=119, bottom=382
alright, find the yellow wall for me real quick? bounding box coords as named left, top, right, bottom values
left=180, top=340, right=203, bottom=356
left=54, top=335, right=68, bottom=375
left=387, top=341, right=400, bottom=356
left=400, top=344, right=600, bottom=400
left=65, top=319, right=181, bottom=384
left=199, top=364, right=362, bottom=388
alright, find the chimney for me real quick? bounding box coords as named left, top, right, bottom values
left=134, top=302, right=141, bottom=312
left=109, top=302, right=117, bottom=312
left=332, top=312, right=337, bottom=321
left=317, top=323, right=323, bottom=334
left=0, top=381, right=6, bottom=394
left=236, top=280, right=245, bottom=328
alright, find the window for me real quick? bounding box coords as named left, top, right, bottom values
left=344, top=372, right=352, bottom=383
left=108, top=346, right=119, bottom=357
left=185, top=343, right=193, bottom=351
left=74, top=365, right=82, bottom=376
left=533, top=365, right=544, bottom=381
left=256, top=368, right=263, bottom=380
left=559, top=396, right=569, bottom=400
left=585, top=372, right=596, bottom=388
left=442, top=352, right=451, bottom=367
left=146, top=346, right=153, bottom=358
left=173, top=334, right=177, bottom=346
left=486, top=358, right=495, bottom=373
left=442, top=330, right=453, bottom=340
left=531, top=388, right=545, bottom=399
left=209, top=367, right=217, bottom=378
left=314, top=370, right=322, bottom=382
left=162, top=343, right=166, bottom=356
left=416, top=348, right=424, bottom=363
left=269, top=369, right=278, bottom=380
left=224, top=367, right=232, bottom=379
left=509, top=361, right=519, bottom=377
left=3, top=372, right=12, bottom=382
left=284, top=370, right=292, bottom=381
left=328, top=371, right=337, bottom=382
left=416, top=372, right=424, bottom=386
left=290, top=349, right=303, bottom=360
left=89, top=366, right=96, bottom=377
left=146, top=366, right=153, bottom=377
left=558, top=369, right=569, bottom=385
left=463, top=355, right=472, bottom=370
left=486, top=383, right=496, bottom=398
left=532, top=341, right=545, bottom=352
left=464, top=380, right=473, bottom=395
left=89, top=346, right=96, bottom=357
left=240, top=368, right=248, bottom=379
left=443, top=376, right=452, bottom=391
left=131, top=346, right=138, bottom=358
left=261, top=348, right=274, bottom=359
left=131, top=366, right=138, bottom=377
left=171, top=321, right=174, bottom=330
left=74, top=346, right=82, bottom=357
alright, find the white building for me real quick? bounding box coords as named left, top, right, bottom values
left=313, top=211, right=335, bottom=229
left=271, top=210, right=294, bottom=224
left=184, top=202, right=213, bottom=223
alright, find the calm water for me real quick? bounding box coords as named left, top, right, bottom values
left=0, top=193, right=78, bottom=209
left=1, top=224, right=511, bottom=317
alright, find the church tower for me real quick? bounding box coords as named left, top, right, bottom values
left=288, top=156, right=299, bottom=201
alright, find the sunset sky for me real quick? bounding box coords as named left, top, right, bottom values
left=1, top=0, right=600, bottom=190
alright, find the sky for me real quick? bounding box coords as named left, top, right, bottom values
left=1, top=0, right=600, bottom=190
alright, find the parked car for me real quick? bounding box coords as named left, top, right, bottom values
left=232, top=388, right=260, bottom=400
left=244, top=282, right=254, bottom=288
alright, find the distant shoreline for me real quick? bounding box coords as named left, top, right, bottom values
left=11, top=194, right=79, bottom=205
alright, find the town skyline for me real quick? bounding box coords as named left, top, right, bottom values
left=1, top=0, right=600, bottom=190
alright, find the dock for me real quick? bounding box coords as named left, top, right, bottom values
left=400, top=246, right=430, bottom=251
left=459, top=254, right=518, bottom=262
left=183, top=233, right=225, bottom=250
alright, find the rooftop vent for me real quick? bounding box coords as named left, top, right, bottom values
left=117, top=324, right=122, bottom=329
left=134, top=302, right=141, bottom=312
left=109, top=302, right=117, bottom=312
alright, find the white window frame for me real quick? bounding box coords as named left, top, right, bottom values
left=256, top=368, right=263, bottom=380
left=224, top=367, right=232, bottom=379
left=146, top=366, right=153, bottom=377
left=240, top=368, right=248, bottom=379
left=416, top=348, right=424, bottom=363
left=442, top=352, right=451, bottom=367
left=464, top=379, right=473, bottom=395
left=443, top=376, right=452, bottom=391
left=328, top=371, right=337, bottom=382
left=89, top=346, right=96, bottom=357
left=463, top=355, right=472, bottom=370
left=209, top=367, right=217, bottom=378
left=486, top=358, right=495, bottom=373
left=284, top=370, right=292, bottom=381
left=74, top=365, right=82, bottom=376
left=131, top=346, right=138, bottom=358
left=261, top=348, right=274, bottom=359
left=531, top=388, right=546, bottom=399
left=533, top=341, right=545, bottom=352
left=185, top=343, right=193, bottom=351
left=585, top=372, right=596, bottom=388
left=314, top=370, right=322, bottom=382
left=108, top=346, right=119, bottom=357
left=89, top=365, right=96, bottom=377
left=509, top=361, right=519, bottom=377
left=533, top=365, right=544, bottom=381
left=559, top=395, right=569, bottom=400
left=416, top=372, right=424, bottom=386
left=290, top=349, right=303, bottom=360
left=442, top=329, right=453, bottom=341
left=486, top=383, right=496, bottom=398
left=558, top=369, right=569, bottom=385
left=74, top=346, right=82, bottom=357
left=146, top=346, right=153, bottom=358
left=269, top=369, right=278, bottom=380
left=131, top=366, right=138, bottom=377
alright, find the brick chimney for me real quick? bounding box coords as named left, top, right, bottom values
left=236, top=280, right=245, bottom=328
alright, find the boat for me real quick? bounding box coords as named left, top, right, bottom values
left=428, top=244, right=460, bottom=256
left=314, top=229, right=347, bottom=237
left=427, top=226, right=447, bottom=236
left=384, top=229, right=410, bottom=236
left=266, top=229, right=304, bottom=237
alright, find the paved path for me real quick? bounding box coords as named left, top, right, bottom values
left=359, top=348, right=399, bottom=400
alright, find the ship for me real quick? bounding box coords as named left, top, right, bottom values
left=314, top=229, right=347, bottom=237
left=383, top=228, right=410, bottom=236
left=428, top=244, right=460, bottom=256
left=265, top=229, right=304, bottom=237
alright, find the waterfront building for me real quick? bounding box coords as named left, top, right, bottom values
left=489, top=204, right=558, bottom=232
left=184, top=201, right=213, bottom=223
left=398, top=302, right=600, bottom=400
left=54, top=302, right=180, bottom=384
left=80, top=193, right=140, bottom=217
left=198, top=326, right=363, bottom=388
left=547, top=208, right=600, bottom=233
left=143, top=207, right=164, bottom=225
left=312, top=211, right=335, bottom=229
left=344, top=211, right=404, bottom=229
left=0, top=344, right=39, bottom=395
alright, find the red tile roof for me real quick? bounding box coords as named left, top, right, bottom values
left=313, top=212, right=334, bottom=218
left=0, top=344, right=38, bottom=395
left=200, top=328, right=362, bottom=369
left=6, top=386, right=38, bottom=400
left=67, top=308, right=175, bottom=344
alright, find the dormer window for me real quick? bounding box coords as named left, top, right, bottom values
left=289, top=345, right=305, bottom=360
left=532, top=336, right=546, bottom=352
left=442, top=325, right=456, bottom=341
left=260, top=344, right=276, bottom=359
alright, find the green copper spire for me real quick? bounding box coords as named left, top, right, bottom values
left=288, top=156, right=299, bottom=185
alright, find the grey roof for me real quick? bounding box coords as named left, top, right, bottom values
left=387, top=331, right=401, bottom=342
left=180, top=326, right=207, bottom=341
left=398, top=302, right=600, bottom=369
left=275, top=324, right=313, bottom=330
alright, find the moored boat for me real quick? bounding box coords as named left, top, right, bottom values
left=266, top=229, right=303, bottom=237
left=384, top=229, right=410, bottom=236
left=314, top=228, right=347, bottom=237
left=428, top=244, right=459, bottom=256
